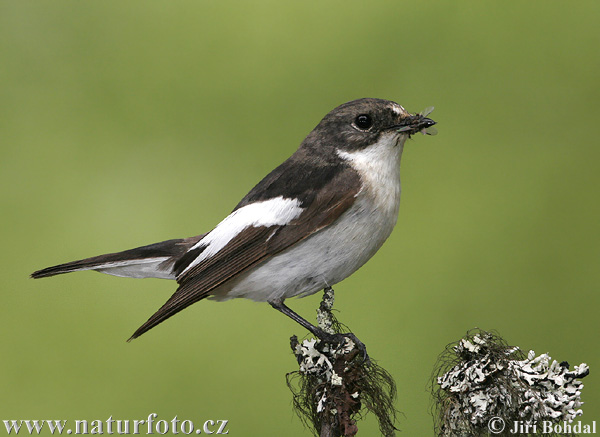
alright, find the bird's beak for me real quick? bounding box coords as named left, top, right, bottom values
left=391, top=109, right=437, bottom=136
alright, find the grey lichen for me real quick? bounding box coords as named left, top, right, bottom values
left=432, top=329, right=589, bottom=436
left=286, top=287, right=398, bottom=437
left=515, top=350, right=588, bottom=422
left=293, top=336, right=357, bottom=412
left=316, top=286, right=336, bottom=335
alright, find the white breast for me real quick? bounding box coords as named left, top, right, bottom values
left=211, top=132, right=405, bottom=303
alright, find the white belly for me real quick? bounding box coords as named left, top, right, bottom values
left=211, top=133, right=404, bottom=302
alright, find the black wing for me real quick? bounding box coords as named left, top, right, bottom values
left=128, top=164, right=361, bottom=340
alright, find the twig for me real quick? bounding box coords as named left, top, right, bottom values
left=286, top=287, right=399, bottom=437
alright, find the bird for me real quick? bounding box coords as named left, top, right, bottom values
left=31, top=98, right=436, bottom=342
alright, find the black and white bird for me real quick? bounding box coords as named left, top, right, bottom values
left=32, top=98, right=436, bottom=341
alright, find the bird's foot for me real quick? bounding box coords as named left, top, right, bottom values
left=317, top=331, right=370, bottom=365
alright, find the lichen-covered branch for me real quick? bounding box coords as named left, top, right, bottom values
left=286, top=287, right=398, bottom=437
left=432, top=329, right=589, bottom=436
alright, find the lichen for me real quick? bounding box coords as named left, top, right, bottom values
left=286, top=288, right=398, bottom=436
left=432, top=329, right=589, bottom=436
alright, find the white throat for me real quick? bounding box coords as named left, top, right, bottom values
left=337, top=132, right=404, bottom=218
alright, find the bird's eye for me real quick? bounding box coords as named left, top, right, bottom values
left=354, top=114, right=373, bottom=130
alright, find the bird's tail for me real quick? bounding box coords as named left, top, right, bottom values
left=31, top=236, right=203, bottom=280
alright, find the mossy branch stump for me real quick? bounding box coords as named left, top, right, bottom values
left=286, top=287, right=399, bottom=437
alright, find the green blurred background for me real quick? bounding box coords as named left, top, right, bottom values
left=2, top=1, right=598, bottom=435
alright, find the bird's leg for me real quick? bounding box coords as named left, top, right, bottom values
left=269, top=299, right=328, bottom=338
left=270, top=290, right=369, bottom=363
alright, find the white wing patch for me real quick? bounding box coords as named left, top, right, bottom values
left=180, top=196, right=304, bottom=275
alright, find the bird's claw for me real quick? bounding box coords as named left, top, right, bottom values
left=318, top=332, right=370, bottom=365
